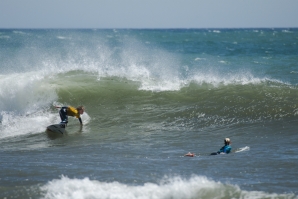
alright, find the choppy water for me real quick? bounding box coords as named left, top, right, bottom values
left=0, top=29, right=298, bottom=199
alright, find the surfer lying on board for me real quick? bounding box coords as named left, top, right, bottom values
left=55, top=106, right=85, bottom=128
left=185, top=138, right=232, bottom=157
left=210, top=138, right=232, bottom=155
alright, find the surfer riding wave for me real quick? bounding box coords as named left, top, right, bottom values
left=55, top=106, right=85, bottom=128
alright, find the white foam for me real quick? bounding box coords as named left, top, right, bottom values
left=235, top=146, right=250, bottom=153
left=56, top=36, right=71, bottom=40
left=139, top=77, right=185, bottom=92
left=41, top=176, right=220, bottom=199
left=12, top=30, right=27, bottom=35
left=93, top=38, right=183, bottom=92
left=194, top=57, right=206, bottom=61
left=0, top=72, right=57, bottom=114
left=0, top=72, right=58, bottom=139
left=191, top=70, right=272, bottom=87
left=41, top=175, right=294, bottom=199
left=282, top=30, right=292, bottom=33
left=0, top=111, right=56, bottom=139
left=0, top=109, right=90, bottom=140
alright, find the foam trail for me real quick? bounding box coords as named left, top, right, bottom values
left=235, top=146, right=250, bottom=153
left=0, top=111, right=56, bottom=139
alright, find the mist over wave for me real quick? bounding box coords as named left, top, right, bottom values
left=2, top=29, right=292, bottom=89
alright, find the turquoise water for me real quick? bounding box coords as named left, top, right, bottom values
left=0, top=29, right=298, bottom=198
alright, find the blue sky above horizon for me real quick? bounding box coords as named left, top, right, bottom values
left=1, top=0, right=298, bottom=29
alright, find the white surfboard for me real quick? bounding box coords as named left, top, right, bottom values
left=46, top=124, right=66, bottom=134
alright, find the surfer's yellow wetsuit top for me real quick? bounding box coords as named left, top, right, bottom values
left=67, top=106, right=81, bottom=119
left=65, top=106, right=82, bottom=124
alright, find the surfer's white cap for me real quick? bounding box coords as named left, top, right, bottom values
left=225, top=138, right=231, bottom=143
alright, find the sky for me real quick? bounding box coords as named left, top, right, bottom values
left=0, top=0, right=298, bottom=29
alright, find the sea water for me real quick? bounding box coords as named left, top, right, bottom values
left=0, top=29, right=297, bottom=199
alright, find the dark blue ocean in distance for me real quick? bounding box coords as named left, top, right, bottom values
left=0, top=29, right=298, bottom=199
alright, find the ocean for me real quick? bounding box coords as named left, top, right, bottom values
left=0, top=29, right=297, bottom=199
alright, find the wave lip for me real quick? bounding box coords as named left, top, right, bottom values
left=41, top=175, right=296, bottom=199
